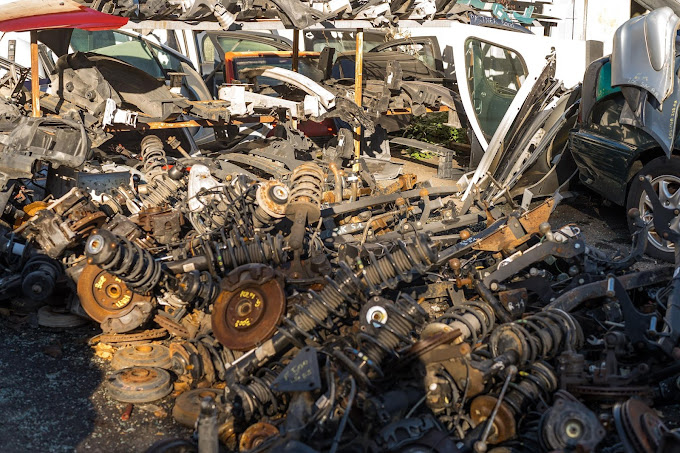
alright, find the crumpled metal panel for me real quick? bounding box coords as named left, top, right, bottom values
left=611, top=7, right=680, bottom=106
left=637, top=68, right=680, bottom=156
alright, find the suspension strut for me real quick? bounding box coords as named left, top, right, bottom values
left=488, top=308, right=584, bottom=366
left=85, top=229, right=163, bottom=295
left=468, top=362, right=558, bottom=446
left=225, top=234, right=437, bottom=383
left=334, top=294, right=427, bottom=384
left=285, top=163, right=323, bottom=251
left=138, top=136, right=185, bottom=208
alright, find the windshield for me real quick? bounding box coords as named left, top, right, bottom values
left=70, top=29, right=185, bottom=79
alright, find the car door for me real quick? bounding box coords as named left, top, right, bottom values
left=444, top=22, right=567, bottom=203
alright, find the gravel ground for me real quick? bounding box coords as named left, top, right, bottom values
left=0, top=158, right=670, bottom=452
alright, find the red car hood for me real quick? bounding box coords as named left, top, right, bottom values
left=0, top=0, right=127, bottom=31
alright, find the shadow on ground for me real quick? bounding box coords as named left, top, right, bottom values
left=0, top=315, right=188, bottom=452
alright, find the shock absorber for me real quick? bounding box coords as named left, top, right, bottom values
left=172, top=270, right=220, bottom=309
left=336, top=295, right=426, bottom=383
left=206, top=230, right=287, bottom=275
left=436, top=301, right=496, bottom=344
left=138, top=135, right=185, bottom=208
left=253, top=180, right=289, bottom=229
left=468, top=362, right=558, bottom=446
left=227, top=234, right=437, bottom=383
left=285, top=163, right=323, bottom=251
left=488, top=309, right=583, bottom=366
left=85, top=229, right=162, bottom=295
left=226, top=367, right=281, bottom=424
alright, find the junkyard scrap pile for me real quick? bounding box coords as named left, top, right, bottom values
left=3, top=3, right=680, bottom=453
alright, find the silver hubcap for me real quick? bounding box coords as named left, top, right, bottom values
left=639, top=174, right=680, bottom=253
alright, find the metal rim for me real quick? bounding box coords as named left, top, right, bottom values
left=638, top=174, right=680, bottom=253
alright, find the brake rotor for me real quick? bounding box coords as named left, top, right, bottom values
left=78, top=264, right=152, bottom=323
left=106, top=366, right=172, bottom=403
left=614, top=398, right=668, bottom=453
left=469, top=395, right=516, bottom=444
left=111, top=344, right=172, bottom=370
left=239, top=422, right=280, bottom=451
left=172, top=388, right=223, bottom=427
left=211, top=264, right=285, bottom=351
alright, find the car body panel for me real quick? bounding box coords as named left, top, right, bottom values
left=570, top=130, right=646, bottom=205
left=0, top=0, right=127, bottom=32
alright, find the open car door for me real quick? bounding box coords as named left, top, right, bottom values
left=446, top=23, right=575, bottom=205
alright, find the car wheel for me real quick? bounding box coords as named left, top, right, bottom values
left=626, top=155, right=680, bottom=262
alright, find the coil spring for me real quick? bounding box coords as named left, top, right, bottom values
left=489, top=309, right=584, bottom=366
left=437, top=301, right=496, bottom=344
left=209, top=230, right=287, bottom=275
left=140, top=136, right=184, bottom=208
left=360, top=235, right=437, bottom=295
left=85, top=229, right=162, bottom=294
left=174, top=271, right=220, bottom=309
left=286, top=234, right=436, bottom=337
left=228, top=367, right=280, bottom=421
left=358, top=294, right=427, bottom=368
left=288, top=163, right=323, bottom=208
left=503, top=361, right=558, bottom=416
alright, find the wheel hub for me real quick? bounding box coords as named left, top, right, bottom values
left=639, top=174, right=680, bottom=253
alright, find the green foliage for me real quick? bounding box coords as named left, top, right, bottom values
left=402, top=113, right=466, bottom=159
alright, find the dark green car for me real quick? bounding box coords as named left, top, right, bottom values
left=570, top=52, right=680, bottom=262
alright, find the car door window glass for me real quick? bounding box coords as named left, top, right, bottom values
left=465, top=39, right=528, bottom=139
left=377, top=42, right=436, bottom=70
left=71, top=29, right=164, bottom=79
left=216, top=37, right=286, bottom=53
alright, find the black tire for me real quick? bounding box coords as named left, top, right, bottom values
left=626, top=155, right=680, bottom=262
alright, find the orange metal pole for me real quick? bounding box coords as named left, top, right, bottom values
left=30, top=31, right=41, bottom=118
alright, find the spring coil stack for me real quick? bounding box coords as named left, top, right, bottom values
left=503, top=362, right=558, bottom=415
left=287, top=163, right=324, bottom=210
left=289, top=234, right=436, bottom=336
left=437, top=301, right=496, bottom=343
left=357, top=295, right=426, bottom=371
left=489, top=309, right=584, bottom=365
left=139, top=135, right=185, bottom=208
left=361, top=238, right=435, bottom=294
left=201, top=230, right=287, bottom=276
left=227, top=367, right=280, bottom=422
left=85, top=229, right=162, bottom=294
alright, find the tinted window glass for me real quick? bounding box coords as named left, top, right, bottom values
left=465, top=39, right=528, bottom=139
left=71, top=29, right=184, bottom=79
left=217, top=37, right=286, bottom=53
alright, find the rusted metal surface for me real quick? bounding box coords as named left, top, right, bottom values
left=78, top=265, right=152, bottom=323
left=211, top=264, right=285, bottom=351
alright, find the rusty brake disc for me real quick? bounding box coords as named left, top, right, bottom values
left=78, top=264, right=152, bottom=323
left=469, top=395, right=516, bottom=444
left=239, top=422, right=280, bottom=451
left=211, top=264, right=285, bottom=351
left=172, top=388, right=223, bottom=427
left=112, top=343, right=172, bottom=370
left=614, top=398, right=668, bottom=453
left=106, top=366, right=172, bottom=403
